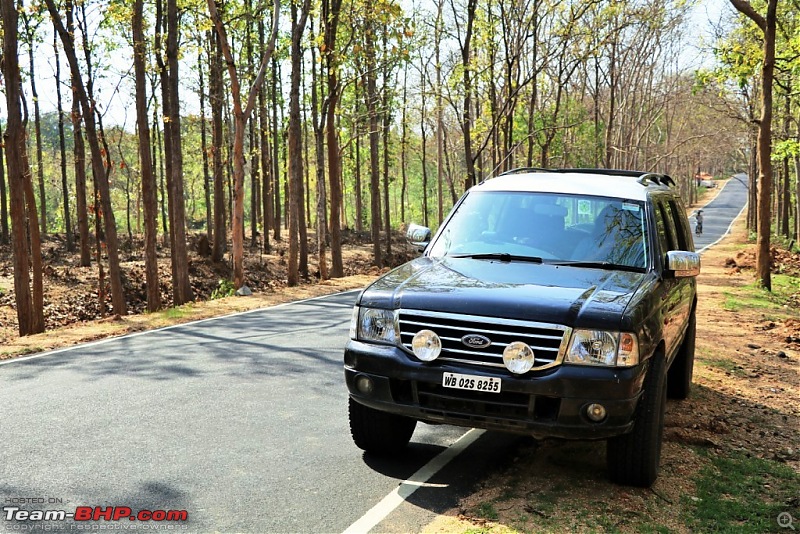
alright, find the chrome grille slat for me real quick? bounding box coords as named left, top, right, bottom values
left=398, top=309, right=569, bottom=372
left=400, top=320, right=563, bottom=340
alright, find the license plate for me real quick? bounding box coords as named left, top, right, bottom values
left=442, top=372, right=501, bottom=393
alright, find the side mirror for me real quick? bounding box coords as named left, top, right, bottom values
left=665, top=250, right=701, bottom=278
left=406, top=223, right=431, bottom=253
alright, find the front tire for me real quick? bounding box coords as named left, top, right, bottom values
left=607, top=352, right=667, bottom=487
left=668, top=312, right=696, bottom=400
left=348, top=398, right=416, bottom=454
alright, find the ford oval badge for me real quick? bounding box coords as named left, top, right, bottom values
left=461, top=334, right=492, bottom=349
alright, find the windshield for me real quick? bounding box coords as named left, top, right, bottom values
left=428, top=191, right=649, bottom=269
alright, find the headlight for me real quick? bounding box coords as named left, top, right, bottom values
left=356, top=307, right=398, bottom=344
left=565, top=330, right=639, bottom=367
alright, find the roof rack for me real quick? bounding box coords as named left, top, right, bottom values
left=497, top=167, right=675, bottom=187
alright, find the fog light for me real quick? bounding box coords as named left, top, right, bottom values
left=355, top=375, right=374, bottom=395
left=503, top=342, right=535, bottom=374
left=412, top=330, right=442, bottom=362
left=586, top=403, right=607, bottom=422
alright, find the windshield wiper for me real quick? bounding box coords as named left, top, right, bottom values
left=549, top=260, right=643, bottom=272
left=449, top=253, right=543, bottom=263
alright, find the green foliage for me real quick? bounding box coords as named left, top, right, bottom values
left=474, top=502, right=498, bottom=521
left=211, top=279, right=236, bottom=300
left=685, top=450, right=800, bottom=533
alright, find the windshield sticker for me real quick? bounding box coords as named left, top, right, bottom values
left=578, top=200, right=591, bottom=215
left=622, top=203, right=640, bottom=212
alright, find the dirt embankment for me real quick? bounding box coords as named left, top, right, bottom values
left=0, top=230, right=403, bottom=359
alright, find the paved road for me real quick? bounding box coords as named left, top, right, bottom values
left=691, top=173, right=749, bottom=252
left=0, top=292, right=523, bottom=533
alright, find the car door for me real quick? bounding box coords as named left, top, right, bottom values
left=652, top=197, right=684, bottom=359
left=666, top=196, right=696, bottom=346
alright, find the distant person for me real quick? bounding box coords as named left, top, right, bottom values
left=695, top=210, right=703, bottom=235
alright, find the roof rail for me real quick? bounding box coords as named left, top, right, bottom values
left=497, top=167, right=553, bottom=176
left=497, top=167, right=675, bottom=187
left=637, top=173, right=676, bottom=187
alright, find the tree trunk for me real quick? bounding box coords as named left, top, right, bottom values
left=287, top=0, right=311, bottom=286
left=730, top=0, right=777, bottom=290
left=382, top=31, right=392, bottom=260
left=258, top=18, right=273, bottom=255
left=208, top=0, right=279, bottom=288
left=3, top=0, right=41, bottom=335
left=47, top=0, right=126, bottom=315
left=134, top=0, right=162, bottom=312
left=400, top=60, right=408, bottom=225
left=23, top=13, right=47, bottom=237
left=210, top=29, right=226, bottom=263
left=271, top=55, right=282, bottom=242
left=198, top=36, right=212, bottom=242
left=459, top=0, right=477, bottom=191
left=311, top=19, right=328, bottom=281
left=323, top=0, right=344, bottom=277
left=54, top=29, right=73, bottom=252
left=166, top=0, right=194, bottom=303
left=66, top=2, right=91, bottom=265
left=364, top=13, right=382, bottom=268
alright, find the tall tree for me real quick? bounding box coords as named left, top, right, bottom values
left=451, top=0, right=477, bottom=191
left=287, top=0, right=311, bottom=286
left=198, top=35, right=213, bottom=243
left=208, top=0, right=280, bottom=289
left=209, top=29, right=226, bottom=263
left=133, top=0, right=162, bottom=312
left=322, top=0, right=344, bottom=277
left=364, top=2, right=383, bottom=267
left=165, top=0, right=193, bottom=304
left=258, top=19, right=273, bottom=255
left=53, top=27, right=73, bottom=252
left=20, top=2, right=47, bottom=236
left=3, top=0, right=44, bottom=335
left=730, top=0, right=777, bottom=290
left=46, top=0, right=127, bottom=316
left=310, top=17, right=328, bottom=280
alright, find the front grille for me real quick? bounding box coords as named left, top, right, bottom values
left=398, top=309, right=570, bottom=371
left=414, top=381, right=561, bottom=424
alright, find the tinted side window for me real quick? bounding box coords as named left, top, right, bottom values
left=653, top=200, right=677, bottom=255
left=667, top=199, right=691, bottom=251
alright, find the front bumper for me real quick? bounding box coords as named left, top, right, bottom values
left=345, top=340, right=648, bottom=440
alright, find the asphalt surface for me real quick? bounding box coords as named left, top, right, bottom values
left=691, top=173, right=749, bottom=251
left=0, top=292, right=525, bottom=533
left=1, top=175, right=750, bottom=533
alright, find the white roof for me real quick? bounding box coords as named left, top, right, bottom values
left=474, top=171, right=655, bottom=201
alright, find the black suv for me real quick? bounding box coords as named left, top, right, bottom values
left=344, top=168, right=700, bottom=487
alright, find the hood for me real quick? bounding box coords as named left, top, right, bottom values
left=358, top=257, right=649, bottom=328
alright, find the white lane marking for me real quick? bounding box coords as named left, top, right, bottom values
left=0, top=289, right=362, bottom=367
left=342, top=429, right=485, bottom=534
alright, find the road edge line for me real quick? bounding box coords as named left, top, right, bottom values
left=698, top=203, right=748, bottom=255
left=342, top=429, right=485, bottom=534
left=0, top=288, right=362, bottom=367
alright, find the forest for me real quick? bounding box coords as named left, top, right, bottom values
left=0, top=0, right=796, bottom=336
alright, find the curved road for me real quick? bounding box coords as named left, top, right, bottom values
left=1, top=175, right=749, bottom=533
left=691, top=173, right=749, bottom=252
